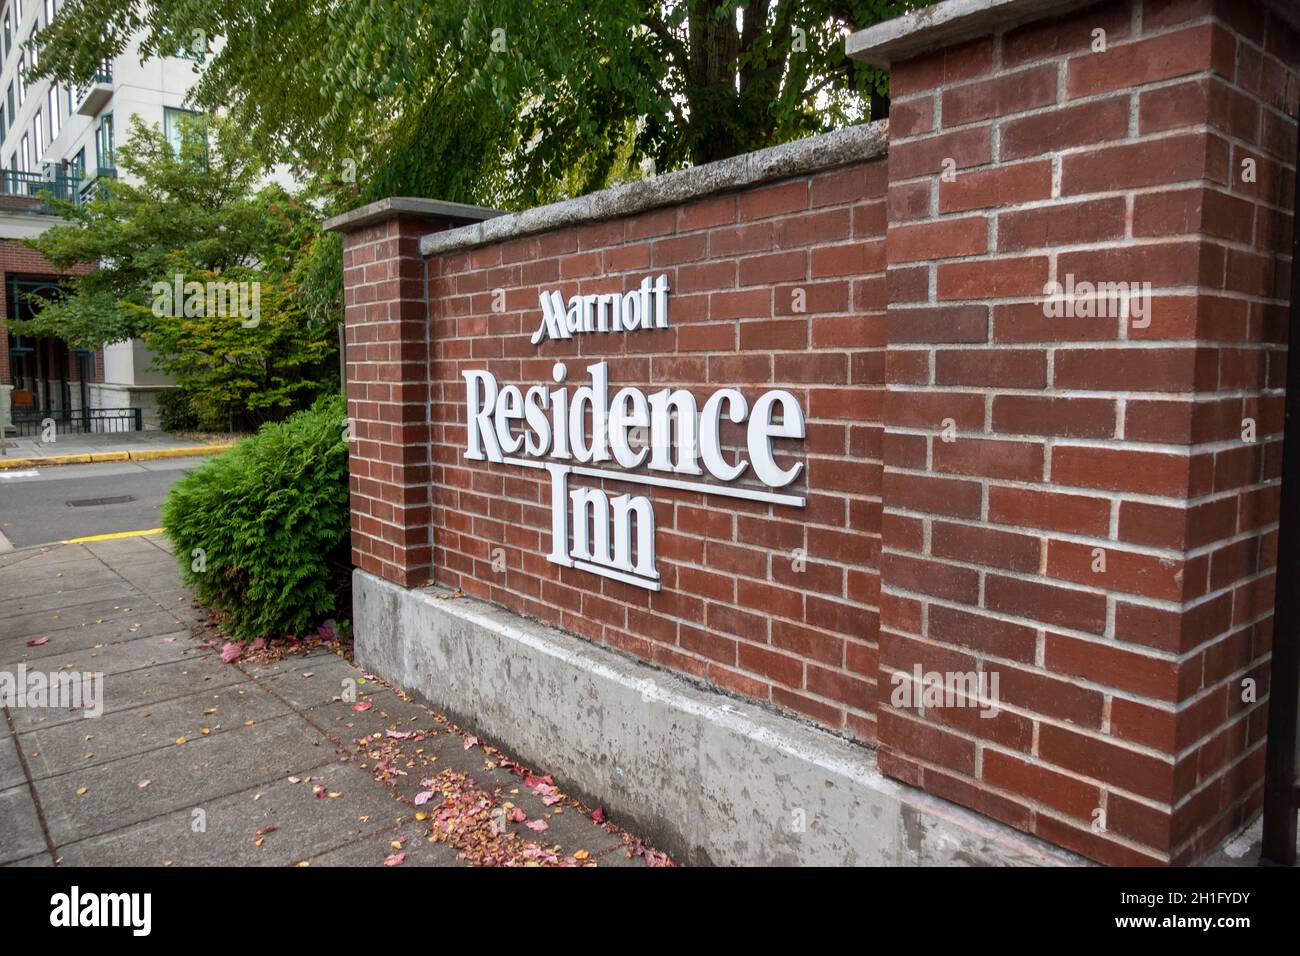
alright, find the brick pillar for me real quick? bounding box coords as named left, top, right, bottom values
left=867, top=0, right=1299, bottom=864
left=327, top=200, right=501, bottom=588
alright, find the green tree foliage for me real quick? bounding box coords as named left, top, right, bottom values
left=140, top=268, right=337, bottom=429
left=162, top=395, right=351, bottom=641
left=31, top=1, right=924, bottom=208
left=24, top=114, right=338, bottom=428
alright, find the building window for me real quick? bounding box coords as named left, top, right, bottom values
left=29, top=28, right=37, bottom=69
left=16, top=52, right=24, bottom=104
left=95, top=112, right=113, bottom=171
left=32, top=109, right=41, bottom=161
left=71, top=146, right=83, bottom=176
left=46, top=83, right=57, bottom=137
left=3, top=10, right=10, bottom=60
left=5, top=81, right=12, bottom=119
left=43, top=0, right=52, bottom=25
left=163, top=107, right=200, bottom=153
left=19, top=131, right=28, bottom=171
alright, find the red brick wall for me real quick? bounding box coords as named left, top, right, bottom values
left=422, top=163, right=888, bottom=740
left=878, top=0, right=1298, bottom=865
left=0, top=239, right=100, bottom=388
left=338, top=0, right=1299, bottom=868
left=342, top=216, right=441, bottom=587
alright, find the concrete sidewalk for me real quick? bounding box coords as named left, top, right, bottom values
left=0, top=432, right=234, bottom=470
left=0, top=534, right=659, bottom=867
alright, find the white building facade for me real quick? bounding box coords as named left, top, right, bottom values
left=0, top=0, right=202, bottom=431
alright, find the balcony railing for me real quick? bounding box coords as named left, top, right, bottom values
left=78, top=166, right=117, bottom=202
left=75, top=62, right=114, bottom=116
left=0, top=168, right=88, bottom=214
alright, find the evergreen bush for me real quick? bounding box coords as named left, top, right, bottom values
left=162, top=394, right=350, bottom=641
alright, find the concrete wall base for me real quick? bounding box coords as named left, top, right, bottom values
left=354, top=569, right=1087, bottom=867
left=87, top=383, right=173, bottom=429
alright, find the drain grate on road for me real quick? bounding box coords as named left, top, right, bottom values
left=66, top=495, right=137, bottom=507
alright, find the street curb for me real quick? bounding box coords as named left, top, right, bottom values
left=0, top=442, right=236, bottom=471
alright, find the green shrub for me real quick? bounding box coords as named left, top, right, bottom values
left=162, top=393, right=350, bottom=641
left=156, top=388, right=200, bottom=432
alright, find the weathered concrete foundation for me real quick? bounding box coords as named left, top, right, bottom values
left=354, top=568, right=1085, bottom=866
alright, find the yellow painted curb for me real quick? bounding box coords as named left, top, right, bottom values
left=0, top=442, right=235, bottom=471
left=130, top=443, right=235, bottom=462
left=62, top=528, right=165, bottom=544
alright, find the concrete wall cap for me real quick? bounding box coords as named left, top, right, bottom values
left=322, top=196, right=505, bottom=234
left=418, top=121, right=888, bottom=257
left=847, top=0, right=1300, bottom=68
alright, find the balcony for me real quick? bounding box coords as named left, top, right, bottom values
left=75, top=63, right=114, bottom=116
left=0, top=168, right=87, bottom=215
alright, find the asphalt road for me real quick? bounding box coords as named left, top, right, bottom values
left=0, top=457, right=203, bottom=549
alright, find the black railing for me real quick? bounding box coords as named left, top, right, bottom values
left=74, top=62, right=113, bottom=109
left=78, top=166, right=116, bottom=202
left=10, top=407, right=142, bottom=436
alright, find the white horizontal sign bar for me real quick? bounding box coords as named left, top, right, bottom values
left=573, top=558, right=662, bottom=591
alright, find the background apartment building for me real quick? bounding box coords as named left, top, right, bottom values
left=0, top=0, right=201, bottom=434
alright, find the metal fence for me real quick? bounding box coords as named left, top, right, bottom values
left=10, top=407, right=143, bottom=436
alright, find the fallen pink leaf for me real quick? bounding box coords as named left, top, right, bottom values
left=592, top=806, right=606, bottom=824
left=508, top=807, right=527, bottom=823
left=137, top=780, right=151, bottom=789
left=384, top=852, right=405, bottom=867
left=386, top=730, right=412, bottom=739
left=219, top=642, right=242, bottom=663
left=463, top=736, right=478, bottom=750
left=525, top=819, right=549, bottom=832
left=414, top=790, right=435, bottom=806
left=26, top=637, right=48, bottom=647
left=352, top=701, right=373, bottom=712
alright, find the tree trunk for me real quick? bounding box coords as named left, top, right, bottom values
left=686, top=0, right=741, bottom=164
